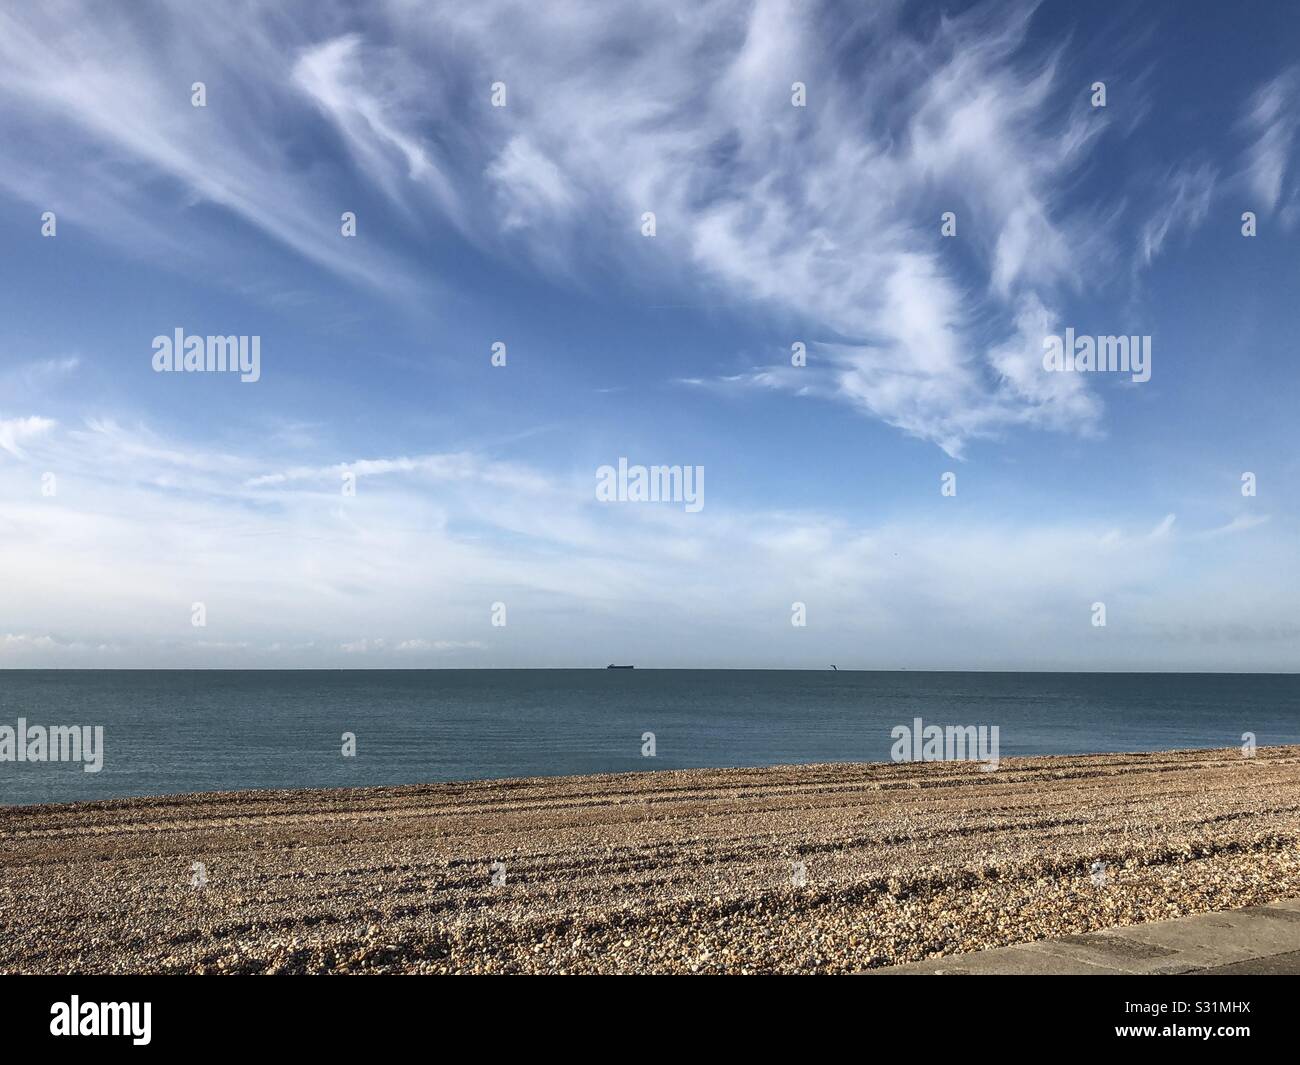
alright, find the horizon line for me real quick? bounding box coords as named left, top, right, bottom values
left=0, top=666, right=1296, bottom=675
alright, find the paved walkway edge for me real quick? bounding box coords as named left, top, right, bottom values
left=870, top=897, right=1300, bottom=974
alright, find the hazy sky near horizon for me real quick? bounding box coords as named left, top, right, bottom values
left=0, top=0, right=1297, bottom=670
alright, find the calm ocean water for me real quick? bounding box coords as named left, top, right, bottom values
left=1, top=670, right=1297, bottom=806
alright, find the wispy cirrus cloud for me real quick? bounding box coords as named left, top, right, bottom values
left=0, top=415, right=56, bottom=457
left=1, top=1, right=1291, bottom=458
left=1140, top=163, right=1218, bottom=266
left=246, top=453, right=550, bottom=493
left=1240, top=65, right=1300, bottom=219
left=0, top=1, right=1112, bottom=457
left=0, top=2, right=418, bottom=293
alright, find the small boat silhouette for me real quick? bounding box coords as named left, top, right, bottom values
left=606, top=664, right=634, bottom=670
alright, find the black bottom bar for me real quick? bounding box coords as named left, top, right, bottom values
left=0, top=974, right=1289, bottom=1051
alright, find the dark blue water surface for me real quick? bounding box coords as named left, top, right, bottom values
left=1, top=670, right=1297, bottom=805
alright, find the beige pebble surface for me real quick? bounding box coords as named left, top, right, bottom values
left=2, top=746, right=1299, bottom=974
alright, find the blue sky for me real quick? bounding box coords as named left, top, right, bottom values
left=0, top=0, right=1297, bottom=669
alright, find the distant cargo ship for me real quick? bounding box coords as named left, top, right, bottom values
left=606, top=664, right=635, bottom=670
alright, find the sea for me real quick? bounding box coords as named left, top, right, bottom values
left=1, top=669, right=1297, bottom=806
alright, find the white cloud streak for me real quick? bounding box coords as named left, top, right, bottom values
left=1240, top=66, right=1300, bottom=216
left=0, top=2, right=1290, bottom=453
left=0, top=1, right=1118, bottom=456
left=0, top=416, right=1293, bottom=669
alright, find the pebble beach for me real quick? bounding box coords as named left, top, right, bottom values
left=3, top=745, right=1300, bottom=974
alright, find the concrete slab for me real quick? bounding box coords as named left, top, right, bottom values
left=1193, top=949, right=1300, bottom=975
left=1108, top=907, right=1300, bottom=966
left=1253, top=902, right=1300, bottom=919
left=872, top=944, right=1126, bottom=975
left=1028, top=931, right=1192, bottom=975
left=871, top=897, right=1300, bottom=975
left=1256, top=896, right=1300, bottom=913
